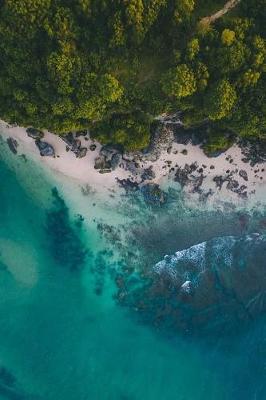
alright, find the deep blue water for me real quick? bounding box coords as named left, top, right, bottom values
left=0, top=141, right=266, bottom=400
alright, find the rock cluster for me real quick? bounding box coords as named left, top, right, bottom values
left=94, top=144, right=123, bottom=173
left=61, top=132, right=87, bottom=158
left=141, top=183, right=167, bottom=206
left=26, top=127, right=44, bottom=140
left=35, top=139, right=55, bottom=157
left=117, top=233, right=266, bottom=336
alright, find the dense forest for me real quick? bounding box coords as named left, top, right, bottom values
left=0, top=0, right=265, bottom=151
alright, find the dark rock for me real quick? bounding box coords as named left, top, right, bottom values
left=61, top=133, right=83, bottom=157
left=227, top=179, right=239, bottom=191
left=239, top=169, right=248, bottom=181
left=6, top=137, right=18, bottom=154
left=141, top=183, right=167, bottom=206
left=239, top=138, right=266, bottom=165
left=116, top=178, right=139, bottom=193
left=35, top=139, right=55, bottom=157
left=72, top=139, right=81, bottom=153
left=175, top=163, right=198, bottom=187
left=213, top=175, right=227, bottom=190
left=26, top=127, right=44, bottom=139
left=181, top=149, right=188, bottom=155
left=174, top=129, right=191, bottom=145
left=119, top=233, right=266, bottom=336
left=125, top=161, right=139, bottom=175
left=94, top=155, right=111, bottom=170
left=141, top=166, right=156, bottom=181
left=90, top=144, right=97, bottom=151
left=77, top=147, right=87, bottom=158
left=99, top=169, right=112, bottom=174
left=100, top=144, right=122, bottom=160
left=111, top=153, right=122, bottom=170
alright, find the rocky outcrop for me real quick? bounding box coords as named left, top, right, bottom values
left=26, top=127, right=44, bottom=140
left=141, top=183, right=167, bottom=206
left=61, top=132, right=87, bottom=158
left=141, top=123, right=176, bottom=162
left=94, top=144, right=123, bottom=172
left=94, top=155, right=111, bottom=171
left=35, top=139, right=55, bottom=157
left=117, top=233, right=266, bottom=336
left=6, top=137, right=18, bottom=154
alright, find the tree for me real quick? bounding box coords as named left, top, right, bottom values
left=206, top=80, right=237, bottom=120
left=161, top=64, right=197, bottom=98
left=221, top=29, right=236, bottom=46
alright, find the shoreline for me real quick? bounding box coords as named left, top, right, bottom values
left=0, top=120, right=265, bottom=208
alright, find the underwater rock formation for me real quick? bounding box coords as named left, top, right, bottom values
left=117, top=233, right=266, bottom=336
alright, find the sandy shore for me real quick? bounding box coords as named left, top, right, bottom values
left=0, top=120, right=265, bottom=207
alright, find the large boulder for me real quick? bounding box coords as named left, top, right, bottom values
left=61, top=133, right=86, bottom=158
left=6, top=137, right=18, bottom=154
left=26, top=127, right=44, bottom=140
left=110, top=153, right=122, bottom=170
left=35, top=139, right=55, bottom=157
left=94, top=155, right=111, bottom=170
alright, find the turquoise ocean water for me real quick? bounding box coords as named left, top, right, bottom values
left=0, top=137, right=266, bottom=400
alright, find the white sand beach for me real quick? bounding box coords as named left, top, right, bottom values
left=1, top=120, right=265, bottom=207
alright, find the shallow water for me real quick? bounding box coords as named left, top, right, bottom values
left=0, top=140, right=266, bottom=400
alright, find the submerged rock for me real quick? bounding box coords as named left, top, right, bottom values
left=35, top=139, right=55, bottom=157
left=117, top=234, right=266, bottom=336
left=141, top=183, right=167, bottom=206
left=6, top=137, right=18, bottom=154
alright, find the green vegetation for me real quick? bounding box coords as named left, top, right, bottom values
left=0, top=0, right=265, bottom=151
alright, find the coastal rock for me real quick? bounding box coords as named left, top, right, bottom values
left=175, top=163, right=198, bottom=187
left=141, top=166, right=156, bottom=181
left=26, top=127, right=44, bottom=140
left=90, top=144, right=97, bottom=151
left=100, top=144, right=122, bottom=160
left=61, top=133, right=86, bottom=158
left=116, top=178, right=139, bottom=193
left=239, top=138, right=266, bottom=165
left=77, top=147, right=87, bottom=158
left=141, top=123, right=175, bottom=162
left=110, top=153, right=122, bottom=170
left=239, top=169, right=248, bottom=181
left=141, top=183, right=167, bottom=206
left=174, top=129, right=191, bottom=145
left=94, top=155, right=111, bottom=170
left=6, top=137, right=18, bottom=154
left=35, top=139, right=55, bottom=157
left=125, top=161, right=139, bottom=175
left=119, top=234, right=266, bottom=336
